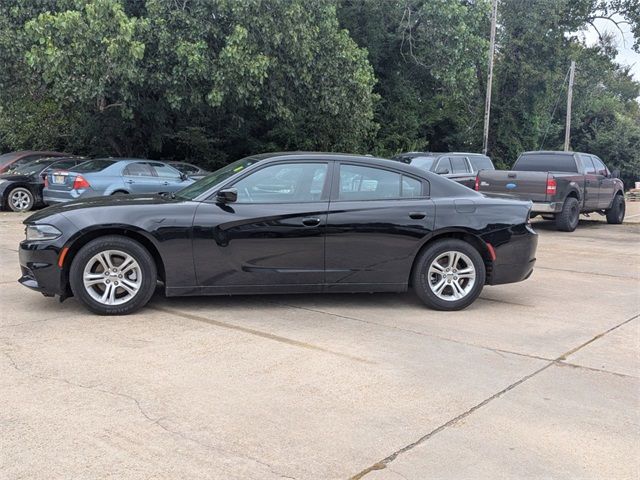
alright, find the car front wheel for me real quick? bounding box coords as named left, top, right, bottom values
left=8, top=187, right=35, bottom=212
left=412, top=239, right=486, bottom=311
left=69, top=235, right=157, bottom=315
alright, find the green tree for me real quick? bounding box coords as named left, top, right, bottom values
left=0, top=0, right=377, bottom=164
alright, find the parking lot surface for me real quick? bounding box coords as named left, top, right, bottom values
left=1, top=208, right=639, bottom=479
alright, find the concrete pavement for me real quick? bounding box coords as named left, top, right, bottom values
left=1, top=210, right=638, bottom=479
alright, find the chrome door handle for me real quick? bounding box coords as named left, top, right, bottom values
left=302, top=217, right=321, bottom=227
left=409, top=212, right=426, bottom=219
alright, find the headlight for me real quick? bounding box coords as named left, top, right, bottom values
left=25, top=224, right=62, bottom=241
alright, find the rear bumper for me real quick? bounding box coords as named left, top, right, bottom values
left=486, top=224, right=538, bottom=285
left=531, top=202, right=562, bottom=213
left=43, top=188, right=95, bottom=205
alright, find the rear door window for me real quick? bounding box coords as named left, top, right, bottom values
left=123, top=162, right=155, bottom=177
left=450, top=156, right=470, bottom=173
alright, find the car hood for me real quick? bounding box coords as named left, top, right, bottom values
left=25, top=194, right=183, bottom=223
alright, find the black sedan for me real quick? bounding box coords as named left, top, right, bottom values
left=0, top=157, right=85, bottom=212
left=18, top=153, right=538, bottom=315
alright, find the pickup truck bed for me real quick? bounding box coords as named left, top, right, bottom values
left=476, top=151, right=625, bottom=231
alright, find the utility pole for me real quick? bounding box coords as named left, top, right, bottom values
left=482, top=0, right=498, bottom=156
left=564, top=60, right=576, bottom=151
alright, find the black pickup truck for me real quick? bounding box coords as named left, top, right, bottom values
left=476, top=151, right=625, bottom=231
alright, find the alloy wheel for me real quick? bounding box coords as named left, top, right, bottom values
left=427, top=250, right=476, bottom=301
left=10, top=189, right=32, bottom=211
left=83, top=250, right=142, bottom=305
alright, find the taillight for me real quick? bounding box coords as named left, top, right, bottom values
left=73, top=175, right=90, bottom=190
left=474, top=175, right=480, bottom=191
left=546, top=178, right=557, bottom=196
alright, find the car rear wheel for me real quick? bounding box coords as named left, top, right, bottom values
left=69, top=235, right=157, bottom=315
left=555, top=196, right=580, bottom=232
left=606, top=195, right=625, bottom=224
left=412, top=239, right=485, bottom=311
left=8, top=187, right=34, bottom=212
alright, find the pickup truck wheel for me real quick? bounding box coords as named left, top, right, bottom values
left=606, top=195, right=625, bottom=224
left=412, top=239, right=485, bottom=311
left=555, top=197, right=580, bottom=232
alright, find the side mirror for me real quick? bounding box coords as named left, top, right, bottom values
left=436, top=168, right=450, bottom=175
left=180, top=172, right=188, bottom=181
left=611, top=169, right=620, bottom=179
left=216, top=188, right=237, bottom=203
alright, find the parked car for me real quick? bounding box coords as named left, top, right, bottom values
left=476, top=151, right=625, bottom=231
left=19, top=152, right=537, bottom=315
left=0, top=151, right=69, bottom=174
left=0, top=157, right=85, bottom=212
left=392, top=152, right=495, bottom=189
left=43, top=158, right=194, bottom=205
left=168, top=161, right=210, bottom=180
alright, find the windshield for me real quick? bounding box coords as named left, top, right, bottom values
left=0, top=152, right=18, bottom=165
left=175, top=157, right=260, bottom=200
left=73, top=159, right=117, bottom=173
left=409, top=156, right=436, bottom=170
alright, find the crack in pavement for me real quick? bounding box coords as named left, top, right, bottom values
left=349, top=312, right=640, bottom=479
left=151, top=305, right=376, bottom=365
left=1, top=349, right=296, bottom=480
left=274, top=302, right=640, bottom=381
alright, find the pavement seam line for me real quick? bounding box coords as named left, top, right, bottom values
left=272, top=301, right=554, bottom=363
left=150, top=305, right=376, bottom=365
left=349, top=311, right=640, bottom=479
left=0, top=349, right=297, bottom=480
left=535, top=265, right=639, bottom=279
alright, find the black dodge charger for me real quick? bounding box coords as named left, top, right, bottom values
left=18, top=153, right=538, bottom=315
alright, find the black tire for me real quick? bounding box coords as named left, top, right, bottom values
left=412, top=239, right=486, bottom=311
left=69, top=235, right=157, bottom=315
left=555, top=196, right=580, bottom=232
left=606, top=194, right=625, bottom=224
left=111, top=190, right=129, bottom=196
left=7, top=187, right=35, bottom=212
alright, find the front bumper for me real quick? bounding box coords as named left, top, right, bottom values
left=531, top=202, right=562, bottom=213
left=18, top=241, right=67, bottom=297
left=485, top=224, right=538, bottom=285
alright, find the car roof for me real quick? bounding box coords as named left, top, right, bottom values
left=520, top=150, right=579, bottom=156
left=395, top=151, right=488, bottom=158
left=242, top=152, right=437, bottom=179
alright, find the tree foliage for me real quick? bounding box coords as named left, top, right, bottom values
left=0, top=0, right=638, bottom=184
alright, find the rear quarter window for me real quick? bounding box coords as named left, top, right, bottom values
left=468, top=155, right=494, bottom=171
left=514, top=154, right=578, bottom=172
